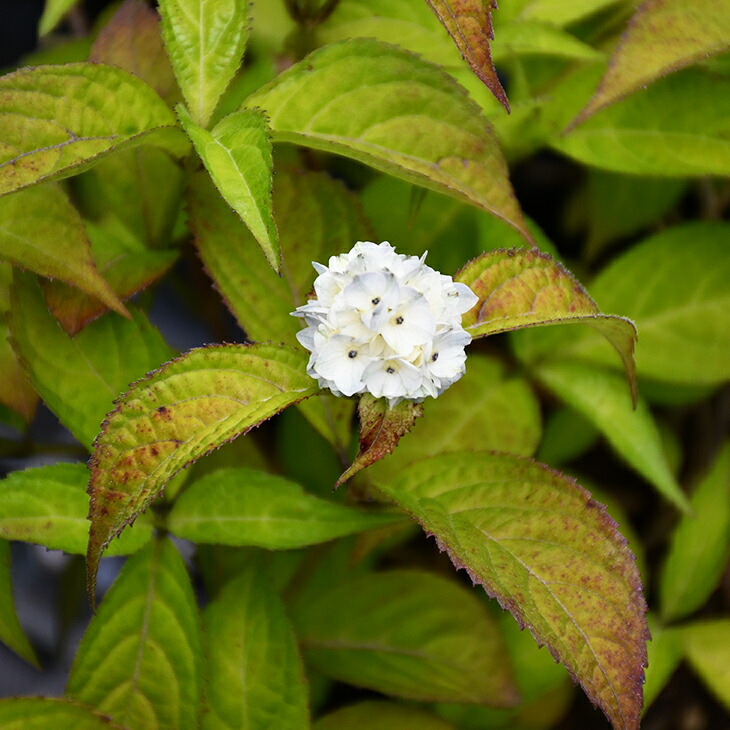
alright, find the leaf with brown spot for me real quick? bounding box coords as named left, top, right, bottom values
left=425, top=0, right=510, bottom=112
left=86, top=343, right=319, bottom=601
left=571, top=0, right=730, bottom=126
left=376, top=452, right=649, bottom=730
left=336, top=395, right=423, bottom=487
left=90, top=0, right=179, bottom=105
left=455, top=248, right=637, bottom=403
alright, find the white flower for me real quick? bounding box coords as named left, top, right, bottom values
left=292, top=241, right=478, bottom=407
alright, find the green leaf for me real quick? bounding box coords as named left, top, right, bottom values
left=537, top=406, right=599, bottom=466
left=318, top=0, right=461, bottom=68
left=642, top=619, right=683, bottom=712
left=188, top=168, right=364, bottom=450
left=294, top=569, right=520, bottom=706
left=0, top=184, right=128, bottom=317
left=535, top=361, right=689, bottom=512
left=168, top=466, right=403, bottom=547
left=684, top=620, right=730, bottom=712
left=554, top=68, right=730, bottom=176
left=563, top=222, right=730, bottom=385
left=90, top=0, right=179, bottom=105
left=189, top=165, right=369, bottom=347
left=9, top=271, right=173, bottom=450
left=455, top=248, right=637, bottom=400
left=424, top=0, right=509, bottom=111
left=245, top=38, right=530, bottom=241
left=519, top=0, right=624, bottom=26
left=436, top=607, right=573, bottom=729
left=201, top=558, right=309, bottom=730
left=0, top=63, right=188, bottom=196
left=68, top=538, right=203, bottom=730
left=574, top=0, right=730, bottom=123
left=0, top=463, right=152, bottom=555
left=0, top=539, right=39, bottom=667
left=369, top=355, right=541, bottom=484
left=179, top=106, right=279, bottom=271
left=376, top=452, right=649, bottom=730
left=159, top=0, right=250, bottom=127
left=86, top=343, right=318, bottom=598
left=336, top=395, right=423, bottom=487
left=315, top=701, right=456, bottom=730
left=42, top=219, right=179, bottom=335
left=492, top=20, right=604, bottom=62
left=0, top=698, right=126, bottom=730
left=659, top=443, right=730, bottom=621
left=73, top=144, right=185, bottom=250
left=574, top=170, right=686, bottom=261
left=38, top=0, right=78, bottom=36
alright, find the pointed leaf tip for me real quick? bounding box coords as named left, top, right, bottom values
left=455, top=248, right=638, bottom=404
left=179, top=105, right=281, bottom=273
left=425, top=0, right=510, bottom=112
left=336, top=395, right=423, bottom=487
left=377, top=452, right=649, bottom=730
left=85, top=343, right=318, bottom=598
left=570, top=0, right=730, bottom=128
left=246, top=38, right=529, bottom=241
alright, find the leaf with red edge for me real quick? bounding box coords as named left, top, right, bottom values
left=455, top=248, right=637, bottom=402
left=376, top=451, right=649, bottom=730
left=425, top=0, right=510, bottom=112
left=336, top=395, right=423, bottom=487
left=571, top=0, right=730, bottom=126
left=86, top=343, right=318, bottom=601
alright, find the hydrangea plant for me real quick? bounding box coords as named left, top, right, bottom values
left=1, top=1, right=729, bottom=730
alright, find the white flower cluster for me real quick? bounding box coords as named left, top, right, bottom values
left=292, top=241, right=478, bottom=406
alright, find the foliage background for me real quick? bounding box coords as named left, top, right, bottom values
left=0, top=1, right=729, bottom=729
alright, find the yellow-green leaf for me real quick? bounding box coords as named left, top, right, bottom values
left=455, top=248, right=637, bottom=400
left=294, top=569, right=519, bottom=705
left=86, top=343, right=318, bottom=598
left=535, top=361, right=689, bottom=511
left=660, top=443, right=730, bottom=621
left=0, top=463, right=152, bottom=556
left=0, top=63, right=188, bottom=196
left=159, top=0, right=250, bottom=127
left=168, top=467, right=403, bottom=548
left=574, top=0, right=730, bottom=124
left=0, top=698, right=127, bottom=730
left=9, top=271, right=173, bottom=450
left=179, top=106, right=279, bottom=271
left=68, top=538, right=202, bottom=729
left=245, top=38, right=530, bottom=241
left=201, top=558, right=309, bottom=730
left=0, top=540, right=39, bottom=667
left=0, top=185, right=127, bottom=317
left=377, top=452, right=649, bottom=730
